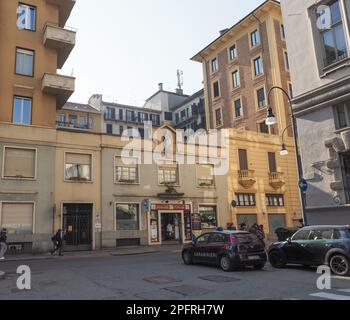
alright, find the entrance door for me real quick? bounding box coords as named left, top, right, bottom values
left=161, top=213, right=182, bottom=243
left=268, top=214, right=286, bottom=240
left=63, top=203, right=93, bottom=251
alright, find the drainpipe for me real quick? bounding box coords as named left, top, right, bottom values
left=199, top=53, right=211, bottom=132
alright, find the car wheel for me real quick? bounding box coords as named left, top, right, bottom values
left=254, top=263, right=265, bottom=270
left=269, top=251, right=286, bottom=269
left=182, top=251, right=193, bottom=265
left=330, top=254, right=350, bottom=277
left=220, top=255, right=233, bottom=272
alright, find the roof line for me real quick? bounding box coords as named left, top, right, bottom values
left=191, top=0, right=280, bottom=61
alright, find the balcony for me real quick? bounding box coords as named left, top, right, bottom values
left=42, top=73, right=75, bottom=108
left=43, top=23, right=76, bottom=69
left=238, top=170, right=256, bottom=189
left=46, top=0, right=76, bottom=27
left=57, top=121, right=92, bottom=131
left=269, top=172, right=285, bottom=189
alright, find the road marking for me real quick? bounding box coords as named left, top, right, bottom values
left=310, top=292, right=350, bottom=300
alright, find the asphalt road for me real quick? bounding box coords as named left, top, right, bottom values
left=0, top=249, right=350, bottom=300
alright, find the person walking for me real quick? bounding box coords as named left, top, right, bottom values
left=51, top=229, right=63, bottom=256
left=0, top=228, right=8, bottom=260
left=239, top=223, right=247, bottom=231
left=256, top=225, right=266, bottom=248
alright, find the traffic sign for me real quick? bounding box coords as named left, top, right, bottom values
left=299, top=178, right=308, bottom=193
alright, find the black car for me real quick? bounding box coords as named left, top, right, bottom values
left=268, top=225, right=350, bottom=276
left=182, top=231, right=267, bottom=272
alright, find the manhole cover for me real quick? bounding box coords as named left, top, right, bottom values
left=164, top=285, right=209, bottom=296
left=198, top=275, right=240, bottom=283
left=143, top=276, right=181, bottom=284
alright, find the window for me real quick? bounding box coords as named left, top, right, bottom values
left=196, top=233, right=210, bottom=244
left=253, top=56, right=263, bottom=76
left=0, top=203, right=34, bottom=235
left=105, top=107, right=115, bottom=120
left=268, top=152, right=277, bottom=173
left=58, top=114, right=66, bottom=126
left=213, top=81, right=220, bottom=98
left=16, top=48, right=34, bottom=76
left=284, top=51, right=290, bottom=70
left=340, top=152, right=350, bottom=203
left=88, top=118, right=93, bottom=129
left=150, top=114, right=160, bottom=126
left=175, top=113, right=179, bottom=124
left=115, top=156, right=138, bottom=183
left=281, top=24, right=286, bottom=40
left=158, top=162, right=179, bottom=185
left=138, top=112, right=148, bottom=123
left=215, top=108, right=222, bottom=127
left=198, top=205, right=217, bottom=228
left=211, top=58, right=218, bottom=73
left=119, top=109, right=124, bottom=120
left=238, top=149, right=248, bottom=170
left=65, top=153, right=92, bottom=181
left=164, top=112, right=173, bottom=121
left=17, top=4, right=36, bottom=31
left=79, top=116, right=86, bottom=129
left=319, top=0, right=347, bottom=67
left=236, top=193, right=256, bottom=207
left=309, top=229, right=334, bottom=240
left=234, top=99, right=242, bottom=118
left=126, top=110, right=135, bottom=122
left=209, top=233, right=225, bottom=243
left=68, top=114, right=77, bottom=127
left=3, top=147, right=36, bottom=179
left=257, top=88, right=266, bottom=108
left=232, top=70, right=240, bottom=88
left=250, top=29, right=261, bottom=47
left=259, top=122, right=269, bottom=134
left=13, top=96, right=31, bottom=125
left=106, top=123, right=113, bottom=134
left=335, top=101, right=350, bottom=129
left=197, top=164, right=215, bottom=187
left=266, top=194, right=285, bottom=207
left=116, top=203, right=139, bottom=230
left=229, top=44, right=237, bottom=60
left=292, top=229, right=311, bottom=241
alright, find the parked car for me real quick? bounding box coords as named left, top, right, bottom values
left=268, top=225, right=350, bottom=276
left=182, top=231, right=267, bottom=272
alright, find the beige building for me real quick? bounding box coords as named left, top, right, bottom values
left=0, top=0, right=76, bottom=253
left=191, top=0, right=302, bottom=234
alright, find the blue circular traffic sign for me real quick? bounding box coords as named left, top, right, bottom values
left=299, top=178, right=308, bottom=193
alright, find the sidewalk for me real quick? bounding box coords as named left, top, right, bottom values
left=0, top=244, right=183, bottom=263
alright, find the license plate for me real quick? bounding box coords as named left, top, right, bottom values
left=248, top=255, right=260, bottom=260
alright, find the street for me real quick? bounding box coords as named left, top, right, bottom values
left=1, top=249, right=350, bottom=300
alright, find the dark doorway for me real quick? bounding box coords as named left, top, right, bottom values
left=161, top=213, right=182, bottom=243
left=62, top=203, right=93, bottom=251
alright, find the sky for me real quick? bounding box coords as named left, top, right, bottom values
left=62, top=0, right=265, bottom=106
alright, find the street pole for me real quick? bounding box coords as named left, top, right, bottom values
left=267, top=86, right=308, bottom=226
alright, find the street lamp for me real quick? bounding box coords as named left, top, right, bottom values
left=265, top=86, right=308, bottom=226
left=265, top=107, right=277, bottom=126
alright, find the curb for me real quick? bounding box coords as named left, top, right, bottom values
left=110, top=250, right=160, bottom=257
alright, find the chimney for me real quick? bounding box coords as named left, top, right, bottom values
left=219, top=28, right=229, bottom=36
left=158, top=83, right=163, bottom=91
left=175, top=88, right=183, bottom=95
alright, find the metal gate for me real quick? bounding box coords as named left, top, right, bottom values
left=63, top=203, right=92, bottom=251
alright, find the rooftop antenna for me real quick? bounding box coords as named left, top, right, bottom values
left=177, top=70, right=183, bottom=90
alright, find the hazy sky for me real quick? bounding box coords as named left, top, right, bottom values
left=62, top=0, right=264, bottom=106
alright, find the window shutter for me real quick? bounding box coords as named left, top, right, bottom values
left=65, top=153, right=91, bottom=165
left=268, top=152, right=277, bottom=173
left=238, top=149, right=248, bottom=170
left=4, top=148, right=36, bottom=178
left=1, top=203, right=34, bottom=234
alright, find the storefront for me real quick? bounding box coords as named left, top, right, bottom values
left=148, top=203, right=192, bottom=245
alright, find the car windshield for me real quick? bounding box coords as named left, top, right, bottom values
left=234, top=233, right=258, bottom=244
left=339, top=228, right=350, bottom=239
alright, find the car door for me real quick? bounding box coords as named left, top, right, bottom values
left=284, top=229, right=313, bottom=264
left=192, top=233, right=210, bottom=264
left=207, top=233, right=226, bottom=264
left=306, top=228, right=336, bottom=265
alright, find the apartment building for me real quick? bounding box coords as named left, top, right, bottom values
left=57, top=102, right=101, bottom=133
left=172, top=89, right=206, bottom=131
left=281, top=0, right=350, bottom=224
left=191, top=0, right=302, bottom=234
left=0, top=0, right=76, bottom=253
left=192, top=0, right=292, bottom=137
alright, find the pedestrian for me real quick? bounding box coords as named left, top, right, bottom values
left=227, top=223, right=237, bottom=231
left=239, top=223, right=247, bottom=231
left=0, top=228, right=8, bottom=260
left=256, top=225, right=266, bottom=248
left=249, top=223, right=259, bottom=236
left=51, top=229, right=63, bottom=256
